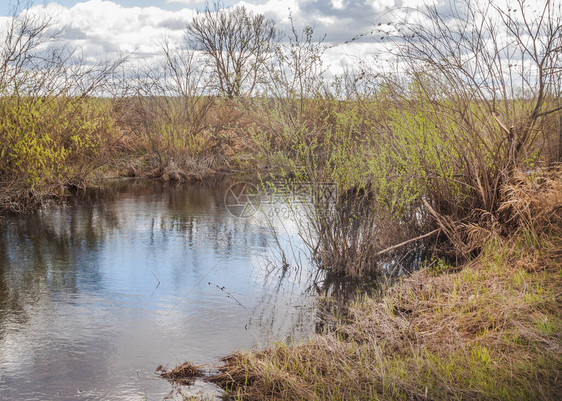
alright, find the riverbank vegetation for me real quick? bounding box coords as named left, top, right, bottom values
left=206, top=166, right=561, bottom=400
left=1, top=0, right=561, bottom=398
left=204, top=144, right=561, bottom=390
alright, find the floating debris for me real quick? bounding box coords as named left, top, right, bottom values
left=159, top=361, right=204, bottom=385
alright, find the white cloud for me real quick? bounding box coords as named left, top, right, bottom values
left=332, top=0, right=346, bottom=10
left=317, top=15, right=337, bottom=25
left=370, top=0, right=395, bottom=12
left=4, top=0, right=438, bottom=74
left=11, top=0, right=309, bottom=63
left=165, top=0, right=198, bottom=4
left=237, top=0, right=300, bottom=23
left=24, top=0, right=196, bottom=61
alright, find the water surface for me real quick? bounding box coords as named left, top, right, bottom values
left=0, top=178, right=320, bottom=400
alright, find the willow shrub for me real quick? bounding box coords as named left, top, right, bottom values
left=245, top=83, right=553, bottom=274
left=0, top=96, right=114, bottom=190
left=247, top=96, right=435, bottom=276
left=150, top=98, right=211, bottom=164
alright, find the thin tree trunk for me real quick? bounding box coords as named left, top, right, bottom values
left=558, top=96, right=562, bottom=162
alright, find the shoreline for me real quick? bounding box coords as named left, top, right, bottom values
left=166, top=234, right=561, bottom=400
left=161, top=168, right=562, bottom=400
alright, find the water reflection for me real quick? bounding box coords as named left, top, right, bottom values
left=0, top=177, right=319, bottom=400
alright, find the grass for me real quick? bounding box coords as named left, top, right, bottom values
left=206, top=231, right=561, bottom=400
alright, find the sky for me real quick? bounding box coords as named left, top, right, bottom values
left=2, top=0, right=548, bottom=82
left=0, top=0, right=428, bottom=73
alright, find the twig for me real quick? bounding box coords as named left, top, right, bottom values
left=151, top=271, right=161, bottom=286
left=375, top=228, right=441, bottom=257
left=492, top=112, right=511, bottom=136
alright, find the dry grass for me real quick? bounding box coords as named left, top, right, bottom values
left=498, top=167, right=562, bottom=240
left=159, top=361, right=204, bottom=385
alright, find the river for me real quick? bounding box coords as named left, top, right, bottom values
left=0, top=177, right=325, bottom=400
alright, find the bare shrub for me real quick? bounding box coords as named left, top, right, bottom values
left=132, top=39, right=215, bottom=178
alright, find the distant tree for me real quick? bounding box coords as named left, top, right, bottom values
left=185, top=2, right=279, bottom=98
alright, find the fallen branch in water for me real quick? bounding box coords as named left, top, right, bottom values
left=375, top=228, right=441, bottom=257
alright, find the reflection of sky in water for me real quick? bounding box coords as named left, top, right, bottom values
left=0, top=179, right=317, bottom=400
